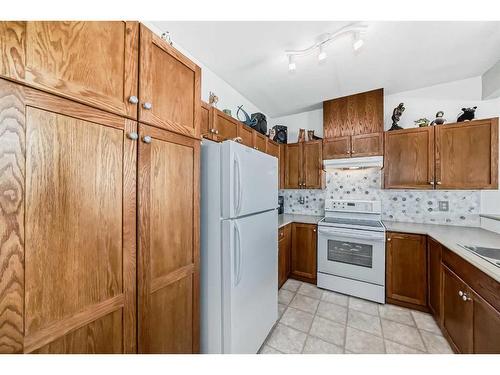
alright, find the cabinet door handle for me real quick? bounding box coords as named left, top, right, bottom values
left=429, top=181, right=435, bottom=185
left=142, top=135, right=152, bottom=144
left=126, top=132, right=138, bottom=140
left=142, top=102, right=152, bottom=110
left=313, top=229, right=316, bottom=232
left=387, top=238, right=391, bottom=241
left=458, top=290, right=464, bottom=297
left=436, top=181, right=442, bottom=185
left=128, top=95, right=139, bottom=104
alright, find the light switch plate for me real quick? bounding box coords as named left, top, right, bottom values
left=438, top=201, right=449, bottom=212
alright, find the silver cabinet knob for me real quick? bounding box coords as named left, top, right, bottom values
left=142, top=135, right=152, bottom=144
left=128, top=95, right=139, bottom=104
left=429, top=181, right=435, bottom=185
left=462, top=294, right=467, bottom=301
left=143, top=102, right=152, bottom=110
left=215, top=130, right=219, bottom=135
left=436, top=181, right=442, bottom=185
left=313, top=229, right=316, bottom=232
left=387, top=238, right=391, bottom=241
left=459, top=290, right=464, bottom=297
left=127, top=132, right=138, bottom=140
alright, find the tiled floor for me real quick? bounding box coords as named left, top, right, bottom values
left=259, top=279, right=453, bottom=354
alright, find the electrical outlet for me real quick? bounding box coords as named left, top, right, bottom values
left=438, top=201, right=449, bottom=212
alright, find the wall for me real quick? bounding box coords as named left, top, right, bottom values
left=275, top=76, right=500, bottom=218
left=144, top=21, right=271, bottom=123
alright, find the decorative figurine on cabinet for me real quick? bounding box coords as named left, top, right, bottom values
left=430, top=111, right=446, bottom=125
left=389, top=103, right=405, bottom=130
left=307, top=130, right=322, bottom=141
left=298, top=128, right=306, bottom=142
left=457, top=106, right=477, bottom=122
left=414, top=118, right=430, bottom=127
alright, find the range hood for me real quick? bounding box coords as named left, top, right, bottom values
left=323, top=156, right=383, bottom=170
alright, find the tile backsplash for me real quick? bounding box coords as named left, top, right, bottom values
left=280, top=169, right=481, bottom=226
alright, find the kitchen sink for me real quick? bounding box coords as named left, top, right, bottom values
left=459, top=245, right=500, bottom=268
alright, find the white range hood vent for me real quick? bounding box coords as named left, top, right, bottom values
left=323, top=156, right=383, bottom=170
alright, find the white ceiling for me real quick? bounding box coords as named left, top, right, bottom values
left=152, top=21, right=500, bottom=118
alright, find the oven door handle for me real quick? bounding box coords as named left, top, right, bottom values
left=318, top=228, right=385, bottom=241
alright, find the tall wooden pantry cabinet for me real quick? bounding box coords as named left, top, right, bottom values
left=0, top=21, right=200, bottom=354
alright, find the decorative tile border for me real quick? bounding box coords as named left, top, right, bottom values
left=281, top=169, right=481, bottom=226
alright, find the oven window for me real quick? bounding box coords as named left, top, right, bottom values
left=327, top=240, right=373, bottom=268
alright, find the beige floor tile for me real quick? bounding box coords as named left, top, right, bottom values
left=420, top=330, right=453, bottom=354
left=278, top=289, right=295, bottom=305
left=411, top=310, right=441, bottom=334
left=345, top=327, right=385, bottom=353
left=379, top=304, right=415, bottom=326
left=348, top=296, right=380, bottom=316
left=278, top=303, right=287, bottom=319
left=267, top=323, right=307, bottom=354
left=282, top=279, right=301, bottom=292
left=289, top=293, right=320, bottom=314
left=259, top=345, right=283, bottom=354
left=385, top=340, right=425, bottom=354
left=297, top=283, right=323, bottom=300
left=302, top=336, right=343, bottom=354
left=347, top=309, right=382, bottom=336
left=381, top=319, right=426, bottom=352
left=316, top=301, right=348, bottom=324
left=309, top=316, right=345, bottom=346
left=280, top=307, right=314, bottom=333
left=321, top=290, right=349, bottom=307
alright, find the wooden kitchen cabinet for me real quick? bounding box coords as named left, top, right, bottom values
left=0, top=21, right=139, bottom=119
left=278, top=225, right=291, bottom=289
left=435, top=118, right=498, bottom=189
left=279, top=144, right=286, bottom=189
left=139, top=24, right=201, bottom=138
left=200, top=101, right=211, bottom=139
left=238, top=124, right=254, bottom=147
left=253, top=131, right=267, bottom=152
left=386, top=232, right=428, bottom=309
left=137, top=124, right=200, bottom=354
left=384, top=127, right=435, bottom=189
left=266, top=139, right=280, bottom=158
left=427, top=238, right=442, bottom=320
left=442, top=266, right=473, bottom=353
left=472, top=290, right=500, bottom=354
left=0, top=79, right=137, bottom=354
left=323, top=89, right=384, bottom=158
left=285, top=141, right=324, bottom=189
left=210, top=108, right=239, bottom=141
left=290, top=224, right=317, bottom=284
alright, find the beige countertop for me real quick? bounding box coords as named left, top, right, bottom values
left=278, top=213, right=323, bottom=228
left=383, top=221, right=500, bottom=283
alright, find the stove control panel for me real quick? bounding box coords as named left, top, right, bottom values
left=325, top=199, right=381, bottom=214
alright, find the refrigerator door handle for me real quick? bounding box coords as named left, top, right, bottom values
left=234, top=221, right=242, bottom=287
left=234, top=153, right=243, bottom=216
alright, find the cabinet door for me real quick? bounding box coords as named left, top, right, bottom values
left=386, top=232, right=427, bottom=307
left=435, top=119, right=498, bottom=189
left=238, top=124, right=254, bottom=148
left=212, top=109, right=238, bottom=141
left=351, top=132, right=383, bottom=157
left=278, top=229, right=287, bottom=289
left=322, top=136, right=351, bottom=159
left=279, top=144, right=286, bottom=189
left=384, top=127, right=435, bottom=189
left=0, top=21, right=139, bottom=119
left=0, top=81, right=137, bottom=354
left=200, top=101, right=211, bottom=139
left=266, top=139, right=280, bottom=158
left=253, top=131, right=267, bottom=152
left=472, top=290, right=500, bottom=353
left=323, top=96, right=349, bottom=138
left=138, top=124, right=199, bottom=353
left=348, top=89, right=384, bottom=136
left=139, top=24, right=201, bottom=138
left=290, top=224, right=317, bottom=284
left=442, top=266, right=473, bottom=353
left=285, top=143, right=303, bottom=189
left=303, top=140, right=323, bottom=189
left=427, top=238, right=442, bottom=321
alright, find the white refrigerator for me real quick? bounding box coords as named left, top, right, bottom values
left=200, top=139, right=278, bottom=354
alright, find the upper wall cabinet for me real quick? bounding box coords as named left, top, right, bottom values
left=285, top=141, right=324, bottom=189
left=384, top=118, right=498, bottom=190
left=139, top=25, right=201, bottom=138
left=200, top=101, right=211, bottom=138
left=435, top=119, right=498, bottom=189
left=0, top=21, right=139, bottom=119
left=323, top=88, right=384, bottom=158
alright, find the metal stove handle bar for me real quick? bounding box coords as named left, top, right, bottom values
left=318, top=228, right=385, bottom=241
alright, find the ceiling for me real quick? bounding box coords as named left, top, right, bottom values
left=152, top=21, right=500, bottom=118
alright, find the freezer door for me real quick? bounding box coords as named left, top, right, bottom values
left=222, top=210, right=278, bottom=353
left=221, top=141, right=278, bottom=219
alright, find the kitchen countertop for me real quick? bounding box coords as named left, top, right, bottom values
left=383, top=221, right=500, bottom=283
left=278, top=213, right=323, bottom=228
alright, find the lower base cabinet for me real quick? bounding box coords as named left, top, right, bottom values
left=290, top=223, right=317, bottom=284
left=278, top=225, right=291, bottom=288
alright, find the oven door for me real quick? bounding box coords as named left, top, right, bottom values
left=317, top=226, right=386, bottom=285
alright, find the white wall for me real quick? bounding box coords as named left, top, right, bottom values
left=143, top=22, right=271, bottom=123
left=275, top=76, right=500, bottom=215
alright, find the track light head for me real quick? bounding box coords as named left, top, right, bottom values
left=318, top=45, right=327, bottom=61
left=288, top=55, right=296, bottom=72
left=353, top=32, right=364, bottom=51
